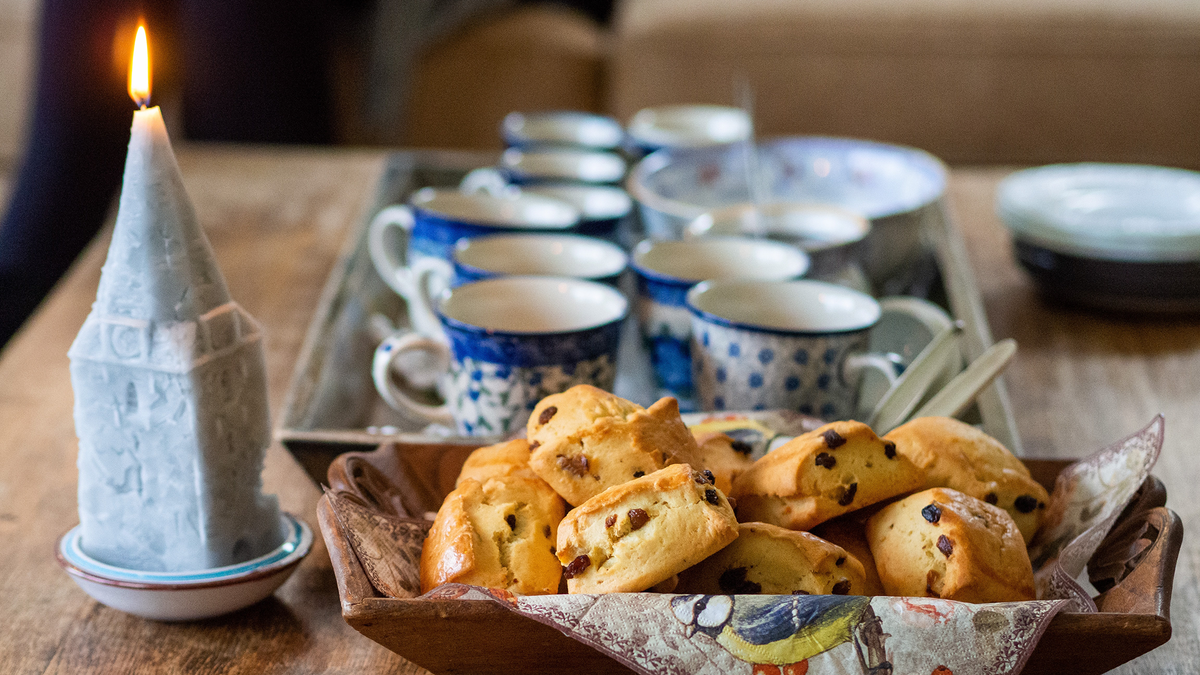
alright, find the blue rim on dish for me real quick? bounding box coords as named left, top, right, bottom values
left=685, top=279, right=880, bottom=337
left=57, top=512, right=312, bottom=589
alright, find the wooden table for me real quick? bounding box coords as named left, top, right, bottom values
left=0, top=146, right=1195, bottom=673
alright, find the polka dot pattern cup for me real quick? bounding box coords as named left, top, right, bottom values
left=687, top=279, right=922, bottom=420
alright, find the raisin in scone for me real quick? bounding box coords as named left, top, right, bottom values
left=691, top=431, right=756, bottom=495
left=420, top=475, right=566, bottom=595
left=730, top=421, right=924, bottom=531
left=884, top=416, right=1050, bottom=543
left=811, top=517, right=885, bottom=596
left=866, top=487, right=1035, bottom=603
left=456, top=438, right=538, bottom=486
left=556, top=464, right=738, bottom=593
left=527, top=385, right=702, bottom=506
left=676, top=522, right=867, bottom=596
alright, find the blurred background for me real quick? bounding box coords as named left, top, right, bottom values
left=0, top=0, right=1197, bottom=345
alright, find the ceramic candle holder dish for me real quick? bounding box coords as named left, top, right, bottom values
left=997, top=163, right=1200, bottom=313
left=372, top=276, right=628, bottom=437
left=626, top=104, right=752, bottom=156
left=368, top=188, right=580, bottom=335
left=56, top=512, right=312, bottom=621
left=499, top=148, right=627, bottom=185
left=687, top=279, right=928, bottom=419
left=451, top=233, right=628, bottom=286
left=501, top=111, right=624, bottom=151
left=685, top=202, right=873, bottom=291
left=631, top=237, right=810, bottom=406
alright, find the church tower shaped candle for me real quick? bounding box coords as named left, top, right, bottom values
left=68, top=98, right=283, bottom=571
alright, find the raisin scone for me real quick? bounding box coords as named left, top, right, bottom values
left=676, top=522, right=868, bottom=596
left=527, top=385, right=702, bottom=506
left=884, top=416, right=1050, bottom=543
left=555, top=464, right=739, bottom=593
left=866, top=487, right=1035, bottom=603
left=730, top=421, right=924, bottom=531
left=456, top=438, right=538, bottom=487
left=420, top=475, right=566, bottom=595
left=811, top=517, right=886, bottom=596
left=691, top=431, right=756, bottom=495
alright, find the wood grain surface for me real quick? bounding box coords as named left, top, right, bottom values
left=0, top=152, right=1195, bottom=673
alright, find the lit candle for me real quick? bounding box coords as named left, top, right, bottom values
left=68, top=25, right=283, bottom=571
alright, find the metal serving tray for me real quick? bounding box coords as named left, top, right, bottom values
left=276, top=149, right=1020, bottom=484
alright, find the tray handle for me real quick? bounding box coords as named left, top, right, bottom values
left=1088, top=476, right=1183, bottom=618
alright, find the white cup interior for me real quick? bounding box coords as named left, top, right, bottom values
left=687, top=202, right=870, bottom=252
left=411, top=187, right=578, bottom=228
left=440, top=276, right=628, bottom=333
left=524, top=184, right=632, bottom=220
left=503, top=112, right=624, bottom=149
left=633, top=237, right=809, bottom=283
left=688, top=279, right=881, bottom=333
left=455, top=234, right=628, bottom=279
left=628, top=105, right=752, bottom=148
left=501, top=148, right=627, bottom=183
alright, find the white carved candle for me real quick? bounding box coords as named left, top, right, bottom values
left=68, top=25, right=283, bottom=571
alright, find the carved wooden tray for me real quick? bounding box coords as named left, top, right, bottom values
left=317, top=442, right=1182, bottom=675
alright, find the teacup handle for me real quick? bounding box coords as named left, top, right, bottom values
left=459, top=167, right=514, bottom=197
left=371, top=332, right=455, bottom=426
left=842, top=353, right=901, bottom=388
left=368, top=205, right=417, bottom=296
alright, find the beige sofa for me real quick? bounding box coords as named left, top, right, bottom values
left=2, top=0, right=1197, bottom=168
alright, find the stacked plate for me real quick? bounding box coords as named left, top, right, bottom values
left=997, top=164, right=1200, bottom=312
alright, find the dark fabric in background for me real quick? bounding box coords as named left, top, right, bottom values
left=0, top=0, right=612, bottom=347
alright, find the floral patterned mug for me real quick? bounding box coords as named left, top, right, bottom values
left=371, top=276, right=628, bottom=437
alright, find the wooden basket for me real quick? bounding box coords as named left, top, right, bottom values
left=317, top=442, right=1182, bottom=675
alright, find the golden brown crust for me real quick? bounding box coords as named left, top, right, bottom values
left=866, top=487, right=1035, bottom=603
left=527, top=385, right=702, bottom=506
left=730, top=421, right=924, bottom=531
left=456, top=439, right=537, bottom=487
left=811, top=517, right=886, bottom=596
left=420, top=475, right=566, bottom=595
left=555, top=464, right=739, bottom=593
left=884, top=417, right=1050, bottom=543
left=676, top=522, right=868, bottom=596
left=691, top=431, right=756, bottom=495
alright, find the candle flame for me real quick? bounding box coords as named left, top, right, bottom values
left=129, top=25, right=150, bottom=108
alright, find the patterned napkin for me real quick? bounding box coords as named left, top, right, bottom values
left=327, top=416, right=1165, bottom=675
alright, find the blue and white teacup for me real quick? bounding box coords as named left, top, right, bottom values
left=631, top=237, right=810, bottom=404
left=499, top=148, right=627, bottom=185
left=685, top=202, right=872, bottom=292
left=452, top=233, right=628, bottom=287
left=368, top=188, right=579, bottom=333
left=460, top=170, right=633, bottom=243
left=626, top=104, right=752, bottom=158
left=372, top=276, right=628, bottom=437
left=501, top=111, right=624, bottom=151
left=687, top=279, right=918, bottom=419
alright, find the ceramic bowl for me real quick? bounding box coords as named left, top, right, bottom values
left=499, top=148, right=627, bottom=185
left=57, top=512, right=313, bottom=621
left=501, top=111, right=624, bottom=150
left=627, top=136, right=946, bottom=284
left=626, top=105, right=752, bottom=155
left=452, top=233, right=628, bottom=286
left=998, top=163, right=1200, bottom=312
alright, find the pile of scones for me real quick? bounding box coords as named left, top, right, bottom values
left=420, top=385, right=1050, bottom=602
